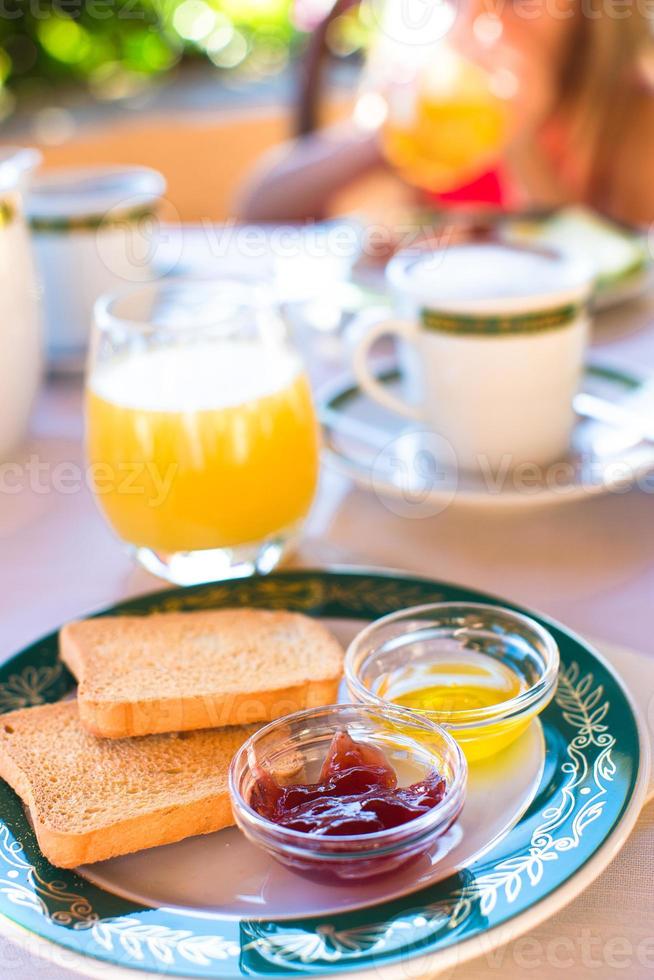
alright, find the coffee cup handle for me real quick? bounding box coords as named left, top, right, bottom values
left=351, top=315, right=423, bottom=420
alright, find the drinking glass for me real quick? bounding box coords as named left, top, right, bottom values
left=86, top=278, right=320, bottom=584
left=360, top=2, right=517, bottom=191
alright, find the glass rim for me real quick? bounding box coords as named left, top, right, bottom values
left=229, top=701, right=467, bottom=851
left=344, top=601, right=560, bottom=728
left=93, top=275, right=276, bottom=336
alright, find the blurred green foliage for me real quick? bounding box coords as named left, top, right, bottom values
left=0, top=0, right=304, bottom=109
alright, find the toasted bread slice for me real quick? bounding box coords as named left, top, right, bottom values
left=0, top=701, right=258, bottom=868
left=60, top=608, right=343, bottom=739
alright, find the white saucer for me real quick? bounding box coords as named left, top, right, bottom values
left=319, top=361, right=654, bottom=510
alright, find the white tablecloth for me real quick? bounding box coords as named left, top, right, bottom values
left=1, top=240, right=654, bottom=977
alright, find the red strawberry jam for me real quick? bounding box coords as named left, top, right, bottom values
left=249, top=731, right=446, bottom=836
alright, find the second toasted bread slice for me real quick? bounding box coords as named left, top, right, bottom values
left=0, top=700, right=258, bottom=868
left=60, top=608, right=343, bottom=738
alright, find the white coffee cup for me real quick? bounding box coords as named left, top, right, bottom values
left=25, top=166, right=166, bottom=372
left=351, top=242, right=594, bottom=472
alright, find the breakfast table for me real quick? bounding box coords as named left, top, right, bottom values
left=1, top=225, right=654, bottom=979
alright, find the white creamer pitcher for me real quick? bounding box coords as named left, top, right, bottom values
left=0, top=147, right=42, bottom=461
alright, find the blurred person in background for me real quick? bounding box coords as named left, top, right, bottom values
left=237, top=0, right=654, bottom=227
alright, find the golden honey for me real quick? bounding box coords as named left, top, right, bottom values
left=378, top=650, right=532, bottom=762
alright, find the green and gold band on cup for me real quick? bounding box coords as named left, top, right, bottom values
left=421, top=302, right=584, bottom=336
left=0, top=198, right=16, bottom=227
left=28, top=204, right=158, bottom=234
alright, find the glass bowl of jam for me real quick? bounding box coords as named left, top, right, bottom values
left=229, top=703, right=466, bottom=882
left=345, top=602, right=559, bottom=762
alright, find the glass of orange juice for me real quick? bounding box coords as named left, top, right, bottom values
left=381, top=49, right=510, bottom=192
left=86, top=278, right=320, bottom=584
left=360, top=3, right=515, bottom=192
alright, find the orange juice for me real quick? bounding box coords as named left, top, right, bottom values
left=87, top=340, right=319, bottom=554
left=382, top=52, right=508, bottom=191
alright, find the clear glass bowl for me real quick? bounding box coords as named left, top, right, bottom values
left=229, top=703, right=466, bottom=882
left=345, top=603, right=559, bottom=762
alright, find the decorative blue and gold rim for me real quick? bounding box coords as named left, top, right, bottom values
left=0, top=570, right=644, bottom=979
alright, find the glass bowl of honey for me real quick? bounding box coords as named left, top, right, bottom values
left=345, top=603, right=559, bottom=762
left=229, top=702, right=466, bottom=882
